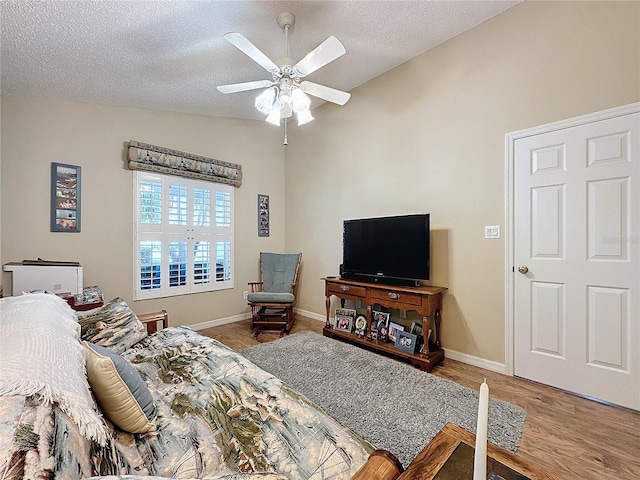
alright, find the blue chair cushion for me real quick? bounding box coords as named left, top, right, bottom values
left=261, top=253, right=300, bottom=293
left=247, top=292, right=295, bottom=303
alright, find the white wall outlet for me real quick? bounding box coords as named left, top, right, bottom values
left=484, top=225, right=501, bottom=239
left=243, top=290, right=248, bottom=300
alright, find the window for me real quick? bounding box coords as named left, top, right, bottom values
left=134, top=172, right=233, bottom=300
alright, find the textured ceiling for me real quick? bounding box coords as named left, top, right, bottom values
left=1, top=0, right=520, bottom=121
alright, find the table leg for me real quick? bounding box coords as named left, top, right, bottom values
left=433, top=308, right=442, bottom=349
left=420, top=315, right=430, bottom=354
left=325, top=295, right=331, bottom=328
left=366, top=304, right=373, bottom=340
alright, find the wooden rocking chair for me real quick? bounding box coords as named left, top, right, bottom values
left=247, top=252, right=302, bottom=337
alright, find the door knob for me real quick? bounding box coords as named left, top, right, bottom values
left=518, top=265, right=529, bottom=274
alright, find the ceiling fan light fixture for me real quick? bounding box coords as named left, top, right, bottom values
left=255, top=86, right=277, bottom=115
left=265, top=109, right=281, bottom=126
left=291, top=88, right=311, bottom=112
left=297, top=109, right=314, bottom=126
left=218, top=12, right=350, bottom=142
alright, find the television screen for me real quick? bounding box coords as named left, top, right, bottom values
left=342, top=214, right=430, bottom=284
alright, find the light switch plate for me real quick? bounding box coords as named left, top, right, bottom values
left=485, top=225, right=501, bottom=239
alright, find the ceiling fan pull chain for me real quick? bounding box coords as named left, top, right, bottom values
left=283, top=118, right=288, bottom=146
left=285, top=24, right=290, bottom=58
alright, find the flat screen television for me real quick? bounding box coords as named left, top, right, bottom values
left=341, top=214, right=430, bottom=287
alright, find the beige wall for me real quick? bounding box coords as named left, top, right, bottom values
left=1, top=1, right=638, bottom=364
left=0, top=97, right=286, bottom=325
left=285, top=1, right=640, bottom=363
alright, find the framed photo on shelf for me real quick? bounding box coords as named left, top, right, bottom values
left=354, top=315, right=367, bottom=337
left=410, top=321, right=423, bottom=336
left=388, top=321, right=405, bottom=342
left=334, top=308, right=356, bottom=332
left=410, top=321, right=425, bottom=352
left=51, top=162, right=81, bottom=232
left=372, top=310, right=390, bottom=341
left=395, top=330, right=419, bottom=354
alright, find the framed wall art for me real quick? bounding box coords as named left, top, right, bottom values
left=51, top=162, right=81, bottom=232
left=258, top=193, right=269, bottom=237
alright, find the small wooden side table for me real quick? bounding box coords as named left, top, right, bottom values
left=138, top=310, right=168, bottom=334
left=397, top=423, right=561, bottom=480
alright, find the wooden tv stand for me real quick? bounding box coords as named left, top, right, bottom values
left=322, top=277, right=447, bottom=372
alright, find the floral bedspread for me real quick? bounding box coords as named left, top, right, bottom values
left=0, top=327, right=372, bottom=480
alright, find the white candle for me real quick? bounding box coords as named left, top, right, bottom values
left=473, top=378, right=489, bottom=480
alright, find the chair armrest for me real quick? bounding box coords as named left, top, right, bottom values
left=351, top=449, right=403, bottom=480
left=248, top=282, right=264, bottom=293
left=138, top=310, right=168, bottom=334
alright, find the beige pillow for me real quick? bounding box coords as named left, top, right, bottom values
left=84, top=341, right=156, bottom=433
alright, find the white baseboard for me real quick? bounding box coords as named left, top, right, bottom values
left=188, top=308, right=324, bottom=331
left=294, top=308, right=326, bottom=323
left=443, top=348, right=507, bottom=374
left=188, top=312, right=251, bottom=331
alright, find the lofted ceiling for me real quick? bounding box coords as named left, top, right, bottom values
left=1, top=0, right=520, bottom=122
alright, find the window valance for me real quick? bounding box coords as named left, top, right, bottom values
left=127, top=140, right=242, bottom=187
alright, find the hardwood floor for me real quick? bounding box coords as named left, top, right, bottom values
left=199, top=315, right=640, bottom=480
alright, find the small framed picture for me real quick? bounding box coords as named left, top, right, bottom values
left=388, top=321, right=405, bottom=342
left=51, top=162, right=81, bottom=232
left=257, top=194, right=270, bottom=237
left=410, top=321, right=423, bottom=336
left=372, top=311, right=390, bottom=341
left=395, top=330, right=419, bottom=354
left=334, top=308, right=356, bottom=332
left=372, top=311, right=389, bottom=331
left=354, top=315, right=367, bottom=337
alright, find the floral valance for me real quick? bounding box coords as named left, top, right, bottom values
left=127, top=140, right=242, bottom=187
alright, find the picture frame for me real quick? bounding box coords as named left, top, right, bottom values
left=334, top=308, right=356, bottom=332
left=258, top=194, right=270, bottom=237
left=410, top=321, right=423, bottom=336
left=395, top=330, right=419, bottom=354
left=354, top=315, right=367, bottom=338
left=388, top=321, right=405, bottom=342
left=51, top=162, right=81, bottom=232
left=372, top=311, right=389, bottom=331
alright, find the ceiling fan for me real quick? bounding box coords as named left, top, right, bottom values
left=216, top=12, right=351, bottom=132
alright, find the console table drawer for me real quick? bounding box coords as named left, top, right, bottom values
left=371, top=289, right=422, bottom=306
left=327, top=282, right=367, bottom=299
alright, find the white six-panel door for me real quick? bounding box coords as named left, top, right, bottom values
left=510, top=107, right=639, bottom=410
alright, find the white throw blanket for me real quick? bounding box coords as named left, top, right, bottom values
left=0, top=293, right=107, bottom=444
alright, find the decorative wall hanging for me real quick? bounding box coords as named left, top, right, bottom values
left=51, top=162, right=81, bottom=232
left=258, top=194, right=270, bottom=237
left=127, top=140, right=242, bottom=187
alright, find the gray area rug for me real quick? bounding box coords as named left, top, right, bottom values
left=242, top=331, right=526, bottom=468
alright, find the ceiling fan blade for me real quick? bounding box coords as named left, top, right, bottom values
left=224, top=32, right=280, bottom=75
left=294, top=36, right=346, bottom=77
left=217, top=80, right=273, bottom=94
left=300, top=81, right=351, bottom=105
